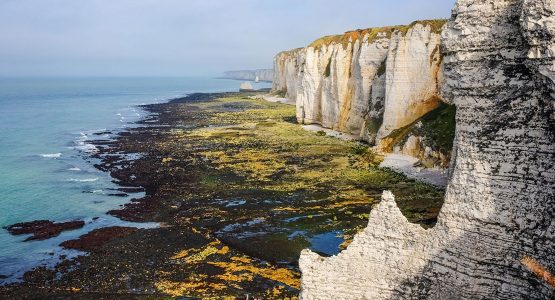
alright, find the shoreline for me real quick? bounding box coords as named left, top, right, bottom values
left=217, top=77, right=273, bottom=84
left=259, top=95, right=449, bottom=188
left=1, top=90, right=446, bottom=298
left=0, top=95, right=165, bottom=285
left=380, top=153, right=449, bottom=188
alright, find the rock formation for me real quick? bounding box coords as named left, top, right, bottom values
left=272, top=20, right=454, bottom=167
left=223, top=69, right=274, bottom=82
left=273, top=48, right=303, bottom=99
left=299, top=0, right=555, bottom=299
left=4, top=220, right=85, bottom=241
left=239, top=82, right=254, bottom=92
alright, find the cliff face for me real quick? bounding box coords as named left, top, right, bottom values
left=223, top=69, right=274, bottom=82
left=272, top=21, right=452, bottom=166
left=299, top=1, right=554, bottom=299
left=272, top=21, right=446, bottom=137
left=273, top=48, right=303, bottom=98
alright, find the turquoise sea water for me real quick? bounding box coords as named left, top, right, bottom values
left=0, top=77, right=271, bottom=283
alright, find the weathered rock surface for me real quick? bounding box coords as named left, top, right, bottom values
left=239, top=82, right=254, bottom=91
left=380, top=102, right=456, bottom=168
left=272, top=21, right=446, bottom=148
left=223, top=69, right=274, bottom=82
left=60, top=226, right=138, bottom=251
left=4, top=220, right=85, bottom=241
left=299, top=0, right=555, bottom=299
left=273, top=48, right=303, bottom=99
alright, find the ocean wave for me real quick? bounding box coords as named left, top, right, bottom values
left=75, top=143, right=99, bottom=154
left=40, top=153, right=62, bottom=158
left=68, top=178, right=99, bottom=182
left=68, top=167, right=81, bottom=171
left=80, top=129, right=107, bottom=136
left=73, top=137, right=99, bottom=154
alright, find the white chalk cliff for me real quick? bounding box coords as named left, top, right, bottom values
left=272, top=21, right=452, bottom=166
left=299, top=0, right=554, bottom=299
left=223, top=69, right=274, bottom=82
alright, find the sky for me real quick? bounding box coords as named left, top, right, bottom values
left=0, top=0, right=455, bottom=77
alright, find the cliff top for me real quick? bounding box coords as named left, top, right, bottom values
left=308, top=19, right=447, bottom=49
left=275, top=47, right=304, bottom=57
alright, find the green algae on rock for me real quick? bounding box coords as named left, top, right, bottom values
left=0, top=92, right=445, bottom=299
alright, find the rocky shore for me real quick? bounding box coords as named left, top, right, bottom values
left=0, top=91, right=445, bottom=299
left=4, top=220, right=85, bottom=241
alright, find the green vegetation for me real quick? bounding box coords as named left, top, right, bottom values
left=309, top=26, right=401, bottom=50
left=350, top=144, right=369, bottom=155
left=92, top=95, right=447, bottom=298
left=398, top=19, right=447, bottom=35
left=376, top=60, right=387, bottom=77
left=366, top=115, right=384, bottom=139
left=430, top=44, right=441, bottom=63
left=383, top=102, right=456, bottom=156
left=175, top=96, right=444, bottom=225
left=381, top=123, right=415, bottom=153
left=413, top=102, right=457, bottom=153
left=308, top=19, right=448, bottom=50
left=6, top=93, right=447, bottom=299
left=272, top=90, right=287, bottom=98
left=324, top=58, right=332, bottom=77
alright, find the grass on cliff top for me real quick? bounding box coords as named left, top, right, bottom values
left=309, top=19, right=447, bottom=49
left=398, top=19, right=447, bottom=35
left=277, top=47, right=304, bottom=58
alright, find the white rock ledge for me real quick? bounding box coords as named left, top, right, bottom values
left=380, top=153, right=449, bottom=188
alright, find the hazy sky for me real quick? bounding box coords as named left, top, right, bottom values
left=0, top=0, right=455, bottom=77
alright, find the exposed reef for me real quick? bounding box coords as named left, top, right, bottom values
left=60, top=227, right=139, bottom=251
left=4, top=220, right=85, bottom=241
left=299, top=0, right=555, bottom=299
left=0, top=93, right=444, bottom=299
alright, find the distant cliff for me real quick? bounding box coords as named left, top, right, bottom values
left=223, top=69, right=273, bottom=82
left=272, top=20, right=454, bottom=167
left=299, top=0, right=555, bottom=298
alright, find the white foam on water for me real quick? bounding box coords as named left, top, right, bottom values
left=73, top=133, right=99, bottom=154
left=81, top=129, right=107, bottom=135
left=68, top=167, right=81, bottom=171
left=75, top=142, right=99, bottom=154
left=40, top=153, right=62, bottom=158
left=67, top=178, right=99, bottom=182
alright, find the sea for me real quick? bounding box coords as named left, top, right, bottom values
left=0, top=77, right=271, bottom=283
